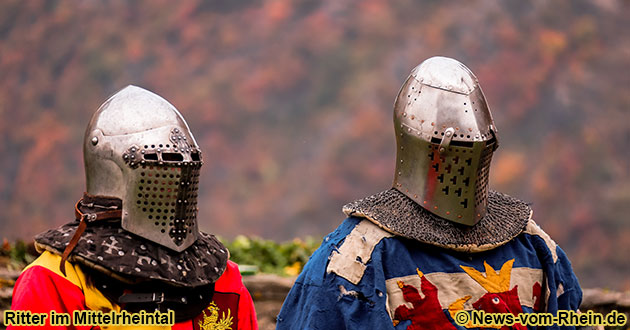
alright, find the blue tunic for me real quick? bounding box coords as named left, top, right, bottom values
left=277, top=217, right=582, bottom=330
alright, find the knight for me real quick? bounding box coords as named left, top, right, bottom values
left=9, top=86, right=258, bottom=330
left=277, top=57, right=584, bottom=330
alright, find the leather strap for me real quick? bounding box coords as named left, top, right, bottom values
left=118, top=292, right=188, bottom=304
left=59, top=198, right=122, bottom=275
left=119, top=292, right=166, bottom=304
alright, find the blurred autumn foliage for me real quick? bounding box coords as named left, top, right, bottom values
left=0, top=0, right=628, bottom=289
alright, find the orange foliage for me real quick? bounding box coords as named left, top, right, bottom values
left=0, top=0, right=628, bottom=289
left=492, top=152, right=526, bottom=186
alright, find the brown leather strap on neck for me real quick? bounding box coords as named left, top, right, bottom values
left=73, top=199, right=123, bottom=221
left=59, top=198, right=122, bottom=275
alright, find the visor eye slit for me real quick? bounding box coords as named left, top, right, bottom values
left=143, top=153, right=158, bottom=161
left=162, top=153, right=184, bottom=162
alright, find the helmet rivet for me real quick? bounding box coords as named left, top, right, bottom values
left=91, top=137, right=98, bottom=145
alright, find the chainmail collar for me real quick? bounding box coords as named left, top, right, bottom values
left=342, top=189, right=532, bottom=253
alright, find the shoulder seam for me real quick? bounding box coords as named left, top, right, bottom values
left=522, top=219, right=558, bottom=263
left=326, top=219, right=394, bottom=285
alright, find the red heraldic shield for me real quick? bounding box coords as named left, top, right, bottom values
left=193, top=292, right=240, bottom=330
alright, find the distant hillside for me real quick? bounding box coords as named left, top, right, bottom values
left=0, top=0, right=628, bottom=289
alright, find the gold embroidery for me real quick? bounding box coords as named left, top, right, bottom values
left=448, top=296, right=477, bottom=328
left=451, top=259, right=520, bottom=329
left=460, top=259, right=515, bottom=293
left=198, top=301, right=234, bottom=330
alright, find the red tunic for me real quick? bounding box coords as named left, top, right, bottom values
left=8, top=252, right=258, bottom=330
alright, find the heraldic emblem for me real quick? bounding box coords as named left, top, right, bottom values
left=198, top=301, right=234, bottom=330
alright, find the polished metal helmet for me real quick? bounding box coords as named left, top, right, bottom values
left=84, top=85, right=202, bottom=251
left=393, top=57, right=498, bottom=226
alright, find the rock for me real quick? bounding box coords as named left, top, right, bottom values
left=581, top=288, right=630, bottom=309
left=242, top=274, right=296, bottom=330
left=242, top=274, right=296, bottom=302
